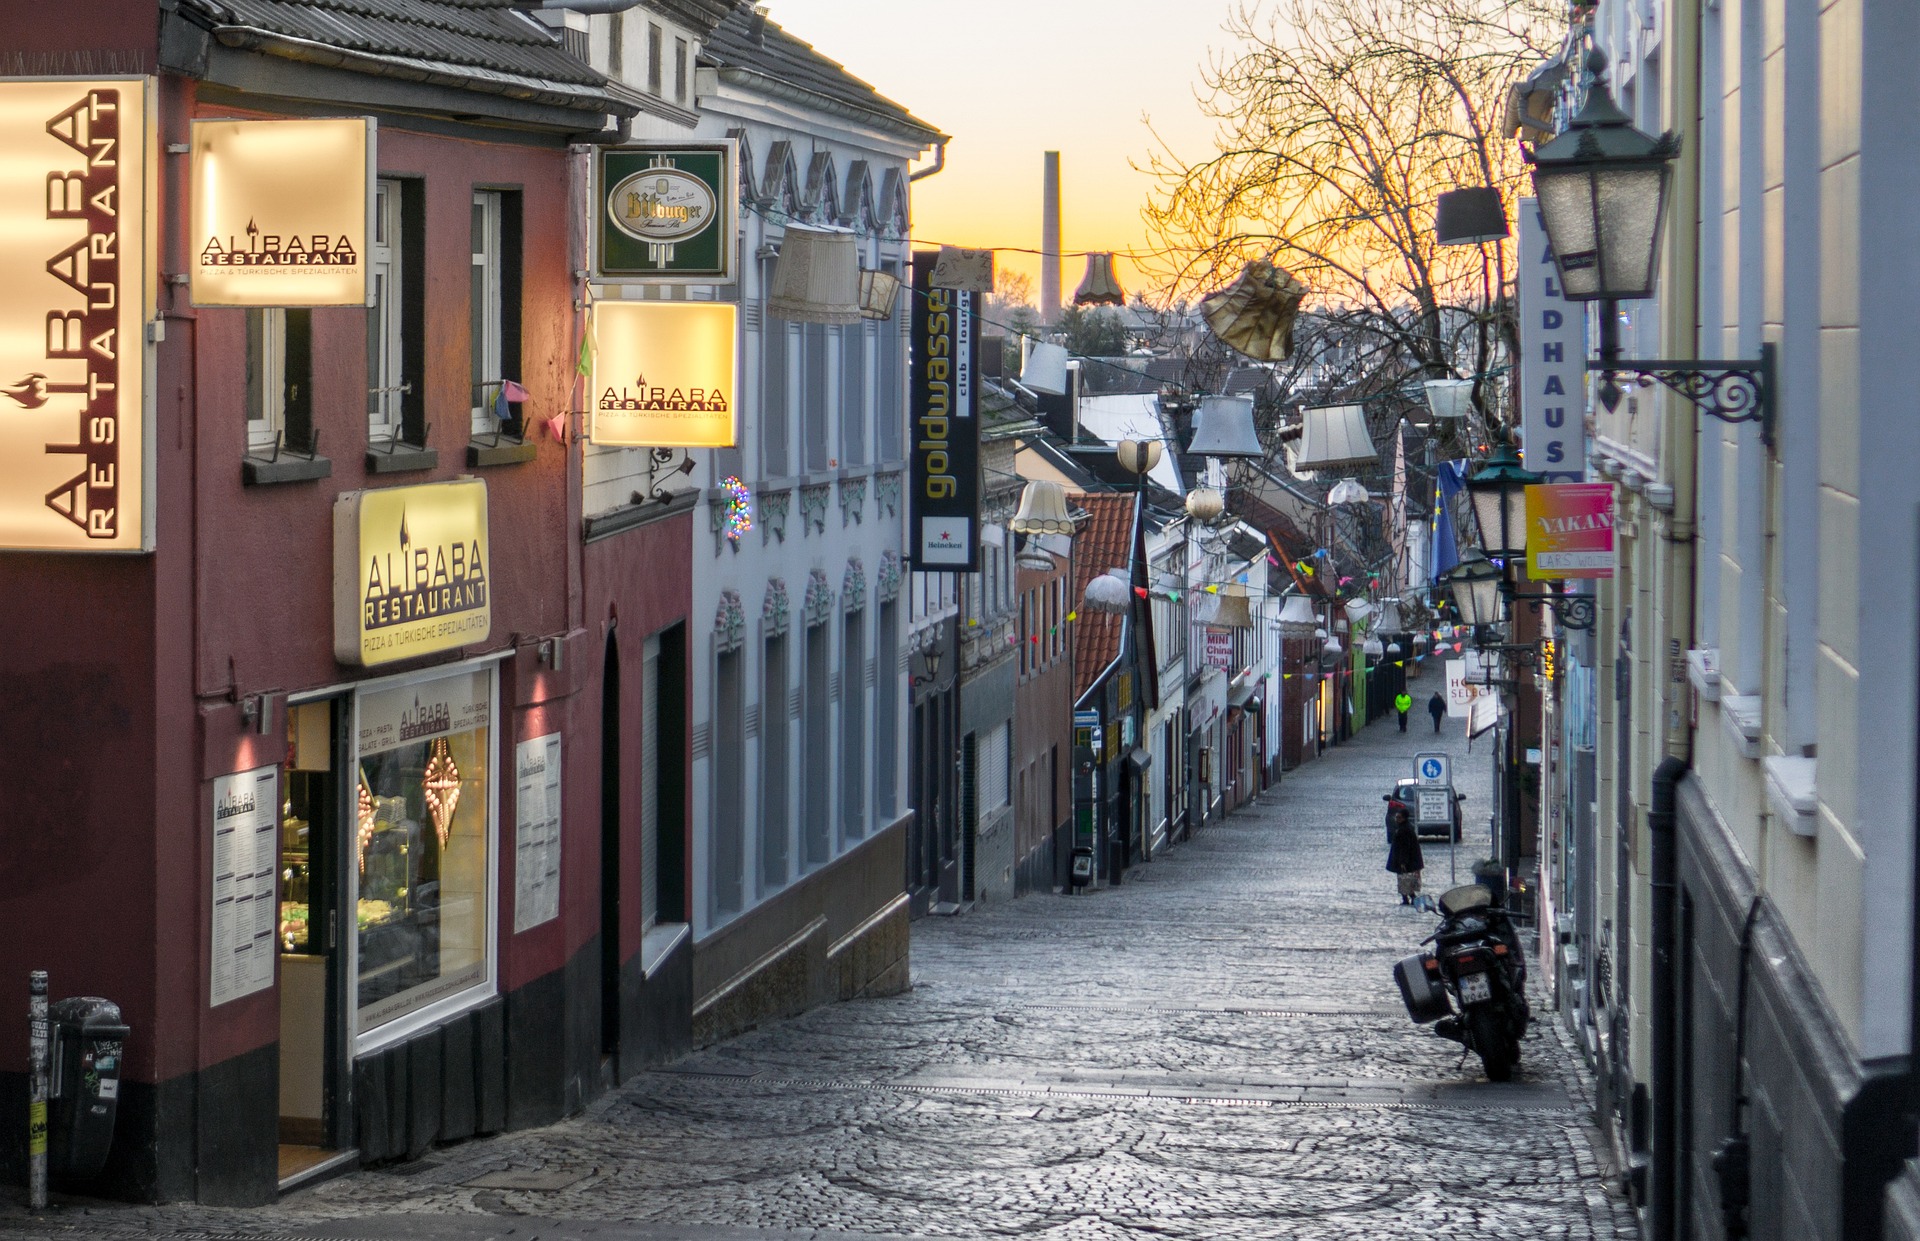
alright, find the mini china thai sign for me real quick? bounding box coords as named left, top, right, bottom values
left=596, top=142, right=736, bottom=282
left=1525, top=482, right=1615, bottom=580
left=190, top=117, right=373, bottom=307
left=589, top=300, right=737, bottom=448
left=0, top=78, right=153, bottom=552
left=334, top=479, right=491, bottom=666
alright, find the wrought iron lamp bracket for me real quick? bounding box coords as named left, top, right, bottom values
left=1504, top=585, right=1597, bottom=631
left=644, top=446, right=697, bottom=504
left=1588, top=343, right=1774, bottom=446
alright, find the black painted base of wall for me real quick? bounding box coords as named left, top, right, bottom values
left=1013, top=822, right=1071, bottom=897
left=0, top=934, right=694, bottom=1205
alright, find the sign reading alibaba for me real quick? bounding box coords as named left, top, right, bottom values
left=589, top=300, right=737, bottom=448
left=190, top=117, right=374, bottom=307
left=334, top=479, right=491, bottom=666
left=0, top=78, right=153, bottom=552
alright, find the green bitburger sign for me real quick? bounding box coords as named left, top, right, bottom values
left=596, top=142, right=736, bottom=281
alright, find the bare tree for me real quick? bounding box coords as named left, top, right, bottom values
left=1142, top=0, right=1563, bottom=458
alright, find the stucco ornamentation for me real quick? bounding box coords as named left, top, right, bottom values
left=877, top=551, right=901, bottom=603
left=763, top=578, right=791, bottom=637
left=874, top=472, right=901, bottom=519
left=760, top=488, right=791, bottom=545
left=799, top=483, right=832, bottom=535
left=838, top=477, right=868, bottom=527
left=714, top=589, right=746, bottom=653
left=842, top=558, right=866, bottom=614
left=803, top=569, right=833, bottom=628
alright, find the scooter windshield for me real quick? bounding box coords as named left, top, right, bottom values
left=1439, top=884, right=1493, bottom=916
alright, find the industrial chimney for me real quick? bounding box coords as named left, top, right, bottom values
left=1041, top=151, right=1061, bottom=325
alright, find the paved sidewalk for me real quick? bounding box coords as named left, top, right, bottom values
left=4, top=710, right=1635, bottom=1240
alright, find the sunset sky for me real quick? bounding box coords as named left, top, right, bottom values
left=767, top=0, right=1236, bottom=308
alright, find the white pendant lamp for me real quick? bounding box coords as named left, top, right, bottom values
left=768, top=225, right=860, bottom=323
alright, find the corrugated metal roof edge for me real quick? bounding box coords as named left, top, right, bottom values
left=211, top=23, right=634, bottom=117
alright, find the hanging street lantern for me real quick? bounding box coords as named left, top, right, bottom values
left=1464, top=433, right=1543, bottom=561
left=1442, top=551, right=1506, bottom=629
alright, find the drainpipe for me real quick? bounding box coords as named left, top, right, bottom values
left=1649, top=753, right=1686, bottom=1241
left=909, top=139, right=948, bottom=183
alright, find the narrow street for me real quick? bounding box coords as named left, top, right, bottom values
left=11, top=714, right=1634, bottom=1240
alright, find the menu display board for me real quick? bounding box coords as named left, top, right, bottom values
left=211, top=766, right=278, bottom=1007
left=513, top=733, right=562, bottom=933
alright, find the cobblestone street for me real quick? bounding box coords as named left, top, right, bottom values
left=7, top=713, right=1636, bottom=1240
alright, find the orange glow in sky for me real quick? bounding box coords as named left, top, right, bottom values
left=765, top=0, right=1233, bottom=306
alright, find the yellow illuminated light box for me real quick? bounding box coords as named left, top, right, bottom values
left=333, top=479, right=491, bottom=666
left=590, top=300, right=737, bottom=448
left=190, top=117, right=374, bottom=307
left=0, top=77, right=154, bottom=553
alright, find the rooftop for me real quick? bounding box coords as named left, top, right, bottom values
left=702, top=6, right=944, bottom=142
left=1068, top=492, right=1137, bottom=702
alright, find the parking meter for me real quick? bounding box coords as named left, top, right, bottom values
left=47, top=997, right=128, bottom=1182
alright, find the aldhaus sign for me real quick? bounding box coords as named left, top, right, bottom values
left=189, top=117, right=374, bottom=307
left=334, top=479, right=491, bottom=666
left=1517, top=197, right=1586, bottom=481
left=0, top=78, right=153, bottom=552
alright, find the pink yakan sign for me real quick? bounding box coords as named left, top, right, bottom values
left=1525, top=483, right=1615, bottom=580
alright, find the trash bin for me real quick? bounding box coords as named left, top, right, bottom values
left=47, top=997, right=128, bottom=1182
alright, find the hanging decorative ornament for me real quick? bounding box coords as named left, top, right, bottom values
left=1198, top=259, right=1309, bottom=360
left=721, top=475, right=754, bottom=542
left=423, top=737, right=463, bottom=849
left=356, top=772, right=377, bottom=873
left=1066, top=610, right=1078, bottom=622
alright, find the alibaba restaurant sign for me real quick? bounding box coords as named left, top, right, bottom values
left=334, top=479, right=491, bottom=667
left=190, top=117, right=373, bottom=307
left=0, top=78, right=154, bottom=553
left=589, top=300, right=737, bottom=448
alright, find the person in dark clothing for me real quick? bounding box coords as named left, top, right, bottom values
left=1386, top=809, right=1424, bottom=904
left=1428, top=691, right=1447, bottom=733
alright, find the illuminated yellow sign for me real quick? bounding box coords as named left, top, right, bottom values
left=0, top=78, right=152, bottom=552
left=333, top=480, right=491, bottom=666
left=190, top=117, right=372, bottom=307
left=589, top=300, right=737, bottom=448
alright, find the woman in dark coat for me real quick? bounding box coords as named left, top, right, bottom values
left=1386, top=809, right=1424, bottom=905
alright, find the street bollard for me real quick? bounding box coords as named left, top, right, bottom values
left=29, top=970, right=48, bottom=1211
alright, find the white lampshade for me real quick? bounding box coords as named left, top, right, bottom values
left=1186, top=487, right=1227, bottom=524
left=1116, top=439, right=1163, bottom=476
left=1363, top=636, right=1385, bottom=658
left=1010, top=479, right=1075, bottom=536
left=1327, top=478, right=1370, bottom=506
left=1423, top=379, right=1474, bottom=421
left=859, top=269, right=902, bottom=320
left=929, top=245, right=994, bottom=292
left=767, top=225, right=860, bottom=323
left=1342, top=597, right=1373, bottom=625
left=1387, top=641, right=1403, bottom=655
left=1292, top=404, right=1378, bottom=471
left=1320, top=636, right=1344, bottom=664
left=1214, top=584, right=1252, bottom=629
left=1277, top=594, right=1319, bottom=637
left=1083, top=569, right=1132, bottom=614
left=1375, top=597, right=1404, bottom=632
left=1314, top=626, right=1328, bottom=640
left=1188, top=395, right=1264, bottom=458
left=1021, top=340, right=1070, bottom=395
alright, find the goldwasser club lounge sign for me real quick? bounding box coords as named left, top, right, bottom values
left=0, top=78, right=154, bottom=552
left=334, top=479, right=492, bottom=667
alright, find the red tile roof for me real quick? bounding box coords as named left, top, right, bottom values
left=1068, top=492, right=1137, bottom=701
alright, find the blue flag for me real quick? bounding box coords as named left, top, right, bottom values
left=1431, top=460, right=1467, bottom=584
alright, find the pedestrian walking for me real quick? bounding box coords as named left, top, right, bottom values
left=1428, top=690, right=1447, bottom=733
left=1394, top=691, right=1412, bottom=732
left=1386, top=808, right=1424, bottom=904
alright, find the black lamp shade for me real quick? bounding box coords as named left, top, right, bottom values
left=1434, top=188, right=1509, bottom=246
left=1526, top=51, right=1679, bottom=301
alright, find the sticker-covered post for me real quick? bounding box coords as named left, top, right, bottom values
left=28, top=969, right=48, bottom=1210
left=909, top=252, right=980, bottom=571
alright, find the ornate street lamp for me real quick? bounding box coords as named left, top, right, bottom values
left=1441, top=551, right=1506, bottom=629
left=1525, top=50, right=1773, bottom=438
left=1464, top=434, right=1541, bottom=562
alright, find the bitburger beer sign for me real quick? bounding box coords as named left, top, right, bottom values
left=909, top=251, right=979, bottom=570
left=0, top=78, right=154, bottom=553
left=190, top=117, right=374, bottom=307
left=595, top=141, right=737, bottom=282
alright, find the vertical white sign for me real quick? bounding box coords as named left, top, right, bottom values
left=211, top=766, right=278, bottom=1007
left=1517, top=198, right=1587, bottom=481
left=514, top=734, right=563, bottom=932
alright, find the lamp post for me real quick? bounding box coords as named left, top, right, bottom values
left=1463, top=437, right=1598, bottom=630
left=1525, top=49, right=1773, bottom=439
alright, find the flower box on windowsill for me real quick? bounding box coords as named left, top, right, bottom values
left=243, top=453, right=333, bottom=486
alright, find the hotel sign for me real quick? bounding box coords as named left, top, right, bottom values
left=589, top=300, right=737, bottom=448
left=190, top=117, right=374, bottom=307
left=596, top=142, right=737, bottom=282
left=334, top=479, right=492, bottom=666
left=0, top=78, right=153, bottom=552
left=909, top=251, right=980, bottom=571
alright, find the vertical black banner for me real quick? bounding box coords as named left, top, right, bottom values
left=908, top=251, right=980, bottom=571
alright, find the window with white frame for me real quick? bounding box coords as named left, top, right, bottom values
left=470, top=191, right=502, bottom=437
left=246, top=308, right=313, bottom=456
left=367, top=179, right=405, bottom=443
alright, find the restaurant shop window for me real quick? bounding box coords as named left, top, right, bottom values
left=353, top=664, right=497, bottom=1047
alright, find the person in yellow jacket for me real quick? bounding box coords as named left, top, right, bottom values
left=1394, top=691, right=1413, bottom=732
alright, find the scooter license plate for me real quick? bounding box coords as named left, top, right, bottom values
left=1459, top=972, right=1492, bottom=1005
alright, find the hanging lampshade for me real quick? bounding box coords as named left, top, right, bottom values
left=1414, top=632, right=1430, bottom=651
left=1320, top=635, right=1344, bottom=666
left=1187, top=395, right=1264, bottom=458
left=1073, top=252, right=1126, bottom=305
left=1017, top=544, right=1056, bottom=571
left=1291, top=404, right=1377, bottom=471
left=1387, top=641, right=1403, bottom=656
left=1009, top=479, right=1075, bottom=536
left=1186, top=487, right=1226, bottom=524
left=1278, top=595, right=1319, bottom=637
left=1342, top=597, right=1373, bottom=625
left=1214, top=584, right=1252, bottom=629
left=1363, top=636, right=1385, bottom=658
left=768, top=225, right=860, bottom=323
left=929, top=245, right=994, bottom=292
left=1434, top=187, right=1509, bottom=246
left=1423, top=379, right=1474, bottom=421
left=1199, top=260, right=1308, bottom=361
left=1326, top=478, right=1370, bottom=506
left=1020, top=340, right=1070, bottom=395
left=858, top=269, right=902, bottom=320
left=1083, top=568, right=1132, bottom=614
left=1375, top=597, right=1404, bottom=633
left=1115, top=438, right=1163, bottom=476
